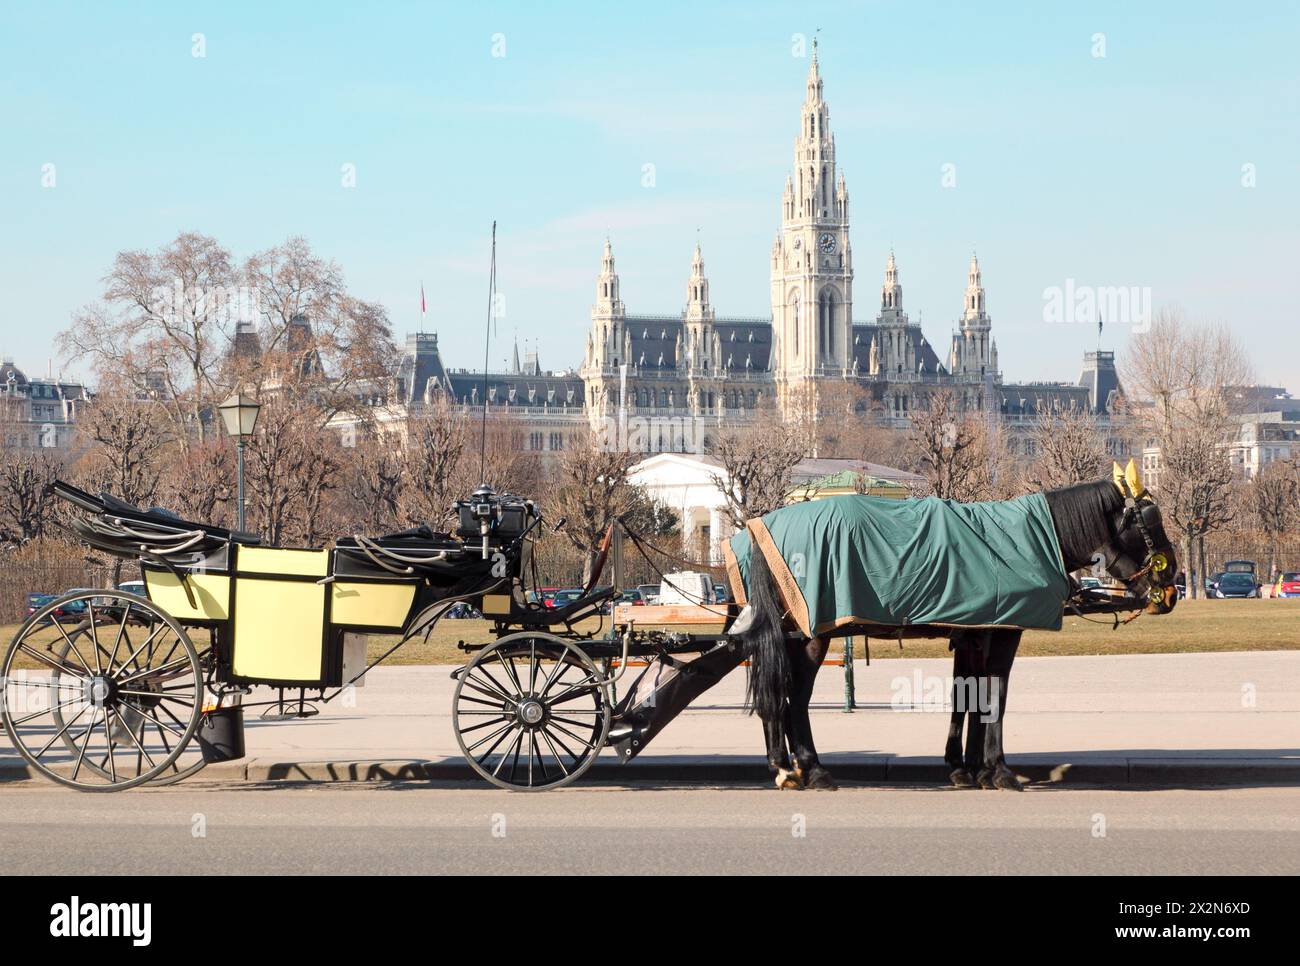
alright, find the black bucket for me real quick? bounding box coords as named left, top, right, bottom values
left=197, top=707, right=246, bottom=763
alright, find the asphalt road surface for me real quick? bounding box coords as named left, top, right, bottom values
left=1, top=779, right=1297, bottom=875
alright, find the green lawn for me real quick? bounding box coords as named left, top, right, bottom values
left=3, top=598, right=1296, bottom=672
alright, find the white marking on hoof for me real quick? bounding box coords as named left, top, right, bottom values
left=775, top=768, right=800, bottom=789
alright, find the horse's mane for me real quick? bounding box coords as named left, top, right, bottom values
left=1042, top=478, right=1122, bottom=572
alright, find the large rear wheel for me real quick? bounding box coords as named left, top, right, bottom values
left=2, top=590, right=204, bottom=791
left=452, top=633, right=610, bottom=791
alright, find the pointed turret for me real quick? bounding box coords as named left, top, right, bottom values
left=684, top=242, right=716, bottom=372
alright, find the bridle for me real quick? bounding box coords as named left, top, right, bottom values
left=1112, top=477, right=1173, bottom=606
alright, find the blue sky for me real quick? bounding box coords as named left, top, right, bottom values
left=2, top=1, right=1297, bottom=390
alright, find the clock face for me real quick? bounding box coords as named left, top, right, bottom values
left=819, top=232, right=837, bottom=254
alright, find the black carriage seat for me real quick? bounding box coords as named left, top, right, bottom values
left=334, top=530, right=497, bottom=581
left=53, top=480, right=261, bottom=561
left=95, top=490, right=261, bottom=545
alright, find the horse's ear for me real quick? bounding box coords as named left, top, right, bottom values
left=1111, top=461, right=1125, bottom=495
left=1124, top=458, right=1148, bottom=499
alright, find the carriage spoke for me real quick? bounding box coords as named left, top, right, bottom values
left=496, top=731, right=525, bottom=779
left=50, top=621, right=95, bottom=678
left=70, top=707, right=101, bottom=782
left=100, top=707, right=118, bottom=783
left=11, top=697, right=86, bottom=727
left=33, top=702, right=91, bottom=759
left=110, top=707, right=157, bottom=774
left=459, top=714, right=512, bottom=736
left=538, top=730, right=571, bottom=776
left=466, top=720, right=516, bottom=756
left=495, top=651, right=525, bottom=694
left=110, top=624, right=170, bottom=680
left=461, top=676, right=517, bottom=708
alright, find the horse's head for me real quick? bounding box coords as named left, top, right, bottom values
left=1096, top=460, right=1178, bottom=615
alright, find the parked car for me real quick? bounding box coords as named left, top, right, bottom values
left=1213, top=572, right=1259, bottom=599
left=713, top=582, right=731, bottom=604
left=550, top=588, right=585, bottom=609
left=1079, top=576, right=1103, bottom=591
left=1273, top=572, right=1300, bottom=599
left=617, top=589, right=645, bottom=606
left=537, top=588, right=560, bottom=608
left=25, top=593, right=56, bottom=622
left=118, top=580, right=146, bottom=597
left=636, top=583, right=660, bottom=605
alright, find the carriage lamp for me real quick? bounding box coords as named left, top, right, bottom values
left=218, top=392, right=261, bottom=531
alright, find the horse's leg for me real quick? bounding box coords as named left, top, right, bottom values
left=976, top=629, right=1024, bottom=791
left=963, top=631, right=990, bottom=778
left=945, top=633, right=977, bottom=788
left=788, top=636, right=836, bottom=790
left=763, top=703, right=800, bottom=790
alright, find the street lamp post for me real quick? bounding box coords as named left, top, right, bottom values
left=218, top=392, right=261, bottom=532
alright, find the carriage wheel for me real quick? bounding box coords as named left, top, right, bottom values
left=48, top=623, right=214, bottom=787
left=452, top=632, right=611, bottom=791
left=2, top=590, right=203, bottom=791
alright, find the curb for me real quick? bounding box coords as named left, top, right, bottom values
left=4, top=757, right=1299, bottom=787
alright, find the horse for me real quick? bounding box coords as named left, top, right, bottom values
left=726, top=461, right=1179, bottom=791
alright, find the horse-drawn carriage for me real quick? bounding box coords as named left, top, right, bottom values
left=3, top=463, right=1175, bottom=794
left=1, top=481, right=735, bottom=792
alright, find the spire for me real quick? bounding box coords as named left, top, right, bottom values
left=685, top=241, right=713, bottom=326
left=962, top=250, right=987, bottom=326
left=879, top=250, right=904, bottom=320
left=511, top=334, right=521, bottom=374
left=807, top=36, right=822, bottom=102
left=594, top=237, right=622, bottom=312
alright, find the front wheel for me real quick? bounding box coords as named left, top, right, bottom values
left=2, top=590, right=204, bottom=791
left=452, top=633, right=610, bottom=791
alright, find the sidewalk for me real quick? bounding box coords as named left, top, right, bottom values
left=4, top=651, right=1299, bottom=786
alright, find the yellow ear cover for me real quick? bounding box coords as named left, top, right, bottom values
left=1112, top=461, right=1126, bottom=495
left=1124, top=458, right=1148, bottom=499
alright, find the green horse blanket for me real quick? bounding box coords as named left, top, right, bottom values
left=724, top=493, right=1071, bottom=637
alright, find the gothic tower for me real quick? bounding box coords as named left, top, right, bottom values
left=582, top=238, right=625, bottom=420
left=771, top=41, right=853, bottom=418
left=874, top=251, right=914, bottom=376
left=948, top=252, right=996, bottom=379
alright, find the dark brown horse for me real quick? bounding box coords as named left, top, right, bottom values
left=731, top=468, right=1179, bottom=791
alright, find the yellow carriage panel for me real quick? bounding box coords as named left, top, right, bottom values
left=231, top=578, right=326, bottom=682
left=330, top=581, right=417, bottom=629
left=143, top=569, right=231, bottom=621
left=236, top=546, right=329, bottom=577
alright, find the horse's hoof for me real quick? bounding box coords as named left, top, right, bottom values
left=804, top=766, right=838, bottom=791
left=775, top=768, right=804, bottom=790
left=976, top=768, right=997, bottom=790
left=993, top=768, right=1026, bottom=792
left=949, top=768, right=976, bottom=788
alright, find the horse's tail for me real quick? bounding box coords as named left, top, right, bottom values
left=735, top=548, right=791, bottom=721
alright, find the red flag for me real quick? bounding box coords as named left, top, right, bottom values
left=420, top=282, right=426, bottom=315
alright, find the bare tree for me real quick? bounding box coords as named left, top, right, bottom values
left=157, top=440, right=235, bottom=527
left=60, top=232, right=237, bottom=446
left=709, top=415, right=807, bottom=529
left=1122, top=309, right=1254, bottom=596
left=906, top=391, right=999, bottom=501
left=549, top=430, right=642, bottom=585
left=0, top=445, right=63, bottom=546
left=347, top=429, right=406, bottom=534
left=399, top=401, right=471, bottom=529
left=1246, top=459, right=1300, bottom=578
left=241, top=237, right=396, bottom=420
left=77, top=393, right=171, bottom=507
left=1026, top=407, right=1108, bottom=489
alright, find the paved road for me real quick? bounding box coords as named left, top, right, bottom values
left=1, top=780, right=1296, bottom=875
